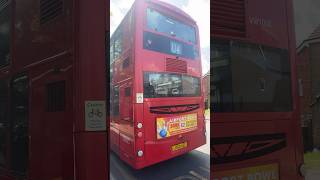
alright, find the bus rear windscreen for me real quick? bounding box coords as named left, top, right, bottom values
left=147, top=8, right=196, bottom=44
left=212, top=40, right=293, bottom=112
left=144, top=72, right=200, bottom=98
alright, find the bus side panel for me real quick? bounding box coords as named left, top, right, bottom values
left=110, top=125, right=120, bottom=155
left=110, top=2, right=135, bottom=167
left=119, top=132, right=135, bottom=165
left=118, top=81, right=135, bottom=166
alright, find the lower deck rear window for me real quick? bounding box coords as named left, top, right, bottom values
left=212, top=39, right=292, bottom=112
left=144, top=72, right=200, bottom=98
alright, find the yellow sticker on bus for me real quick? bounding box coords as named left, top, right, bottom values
left=156, top=113, right=197, bottom=139
left=213, top=163, right=279, bottom=180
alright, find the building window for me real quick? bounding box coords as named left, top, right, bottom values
left=114, top=34, right=122, bottom=59
left=125, top=87, right=131, bottom=97
left=0, top=80, right=8, bottom=166
left=122, top=57, right=130, bottom=69
left=113, top=87, right=119, bottom=116
left=110, top=29, right=122, bottom=62
left=10, top=75, right=29, bottom=173
left=0, top=5, right=11, bottom=67
left=110, top=43, right=114, bottom=64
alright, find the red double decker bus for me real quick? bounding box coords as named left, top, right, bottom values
left=110, top=0, right=206, bottom=169
left=212, top=0, right=304, bottom=179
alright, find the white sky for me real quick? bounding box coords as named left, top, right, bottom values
left=110, top=0, right=210, bottom=75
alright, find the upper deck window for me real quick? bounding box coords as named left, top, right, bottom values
left=0, top=5, right=11, bottom=67
left=146, top=8, right=196, bottom=44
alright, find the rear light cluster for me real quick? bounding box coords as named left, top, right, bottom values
left=137, top=123, right=143, bottom=129
left=136, top=122, right=144, bottom=157
left=137, top=122, right=143, bottom=138
left=137, top=150, right=144, bottom=157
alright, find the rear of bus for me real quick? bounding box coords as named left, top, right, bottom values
left=212, top=0, right=304, bottom=179
left=132, top=0, right=206, bottom=169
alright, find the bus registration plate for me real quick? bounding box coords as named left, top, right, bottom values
left=213, top=163, right=279, bottom=180
left=171, top=142, right=187, bottom=151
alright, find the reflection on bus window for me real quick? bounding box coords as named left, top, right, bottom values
left=212, top=40, right=292, bottom=112
left=113, top=87, right=119, bottom=116
left=0, top=80, right=8, bottom=166
left=144, top=72, right=200, bottom=98
left=11, top=76, right=29, bottom=173
left=110, top=29, right=122, bottom=63
left=0, top=6, right=11, bottom=67
left=147, top=8, right=196, bottom=44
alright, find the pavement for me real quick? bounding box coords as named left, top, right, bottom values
left=306, top=169, right=320, bottom=180
left=195, top=119, right=210, bottom=154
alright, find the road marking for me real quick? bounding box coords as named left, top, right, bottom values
left=173, top=175, right=199, bottom=180
left=189, top=170, right=208, bottom=180
left=199, top=166, right=210, bottom=173
left=110, top=173, right=116, bottom=180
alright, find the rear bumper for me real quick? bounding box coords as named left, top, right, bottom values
left=132, top=130, right=206, bottom=169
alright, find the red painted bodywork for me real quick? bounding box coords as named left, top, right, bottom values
left=212, top=0, right=304, bottom=179
left=0, top=0, right=108, bottom=179
left=110, top=0, right=206, bottom=169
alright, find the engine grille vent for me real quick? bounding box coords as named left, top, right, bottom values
left=40, top=0, right=63, bottom=25
left=150, top=104, right=200, bottom=114
left=166, top=58, right=187, bottom=73
left=212, top=0, right=246, bottom=37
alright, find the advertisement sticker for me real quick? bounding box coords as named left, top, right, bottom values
left=156, top=113, right=197, bottom=139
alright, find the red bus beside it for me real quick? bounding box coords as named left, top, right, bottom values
left=110, top=0, right=206, bottom=169
left=211, top=0, right=305, bottom=179
left=0, top=0, right=108, bottom=179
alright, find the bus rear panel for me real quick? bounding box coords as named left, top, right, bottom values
left=211, top=0, right=304, bottom=179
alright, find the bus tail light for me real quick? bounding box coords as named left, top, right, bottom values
left=137, top=150, right=144, bottom=157
left=137, top=122, right=143, bottom=129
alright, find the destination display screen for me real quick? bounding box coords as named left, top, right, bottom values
left=143, top=31, right=198, bottom=59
